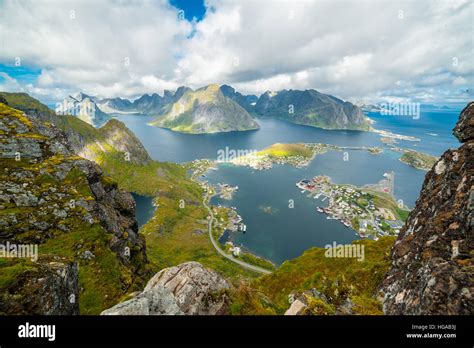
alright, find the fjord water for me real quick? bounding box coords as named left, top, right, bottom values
left=116, top=109, right=461, bottom=265
left=131, top=193, right=155, bottom=227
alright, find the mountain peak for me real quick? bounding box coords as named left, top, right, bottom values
left=204, top=84, right=221, bottom=93
left=74, top=92, right=92, bottom=102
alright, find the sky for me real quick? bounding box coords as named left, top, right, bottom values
left=0, top=0, right=472, bottom=105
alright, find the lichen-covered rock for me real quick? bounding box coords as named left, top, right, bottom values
left=381, top=103, right=473, bottom=315
left=101, top=286, right=183, bottom=315
left=453, top=102, right=474, bottom=143
left=102, top=262, right=230, bottom=315
left=284, top=299, right=307, bottom=315
left=0, top=256, right=79, bottom=315
left=0, top=101, right=148, bottom=314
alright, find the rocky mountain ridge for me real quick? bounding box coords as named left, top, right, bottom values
left=57, top=85, right=370, bottom=132
left=254, top=89, right=371, bottom=131
left=0, top=99, right=147, bottom=314
left=57, top=93, right=110, bottom=127
left=149, top=84, right=260, bottom=134
left=381, top=102, right=473, bottom=314
left=0, top=92, right=151, bottom=165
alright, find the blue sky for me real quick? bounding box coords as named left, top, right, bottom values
left=0, top=0, right=206, bottom=95
left=0, top=64, right=41, bottom=84
left=170, top=0, right=206, bottom=21
left=0, top=0, right=472, bottom=105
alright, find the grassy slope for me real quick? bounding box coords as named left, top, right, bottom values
left=400, top=150, right=438, bottom=170
left=98, top=155, right=261, bottom=280
left=0, top=103, right=139, bottom=314
left=151, top=85, right=258, bottom=134
left=253, top=91, right=371, bottom=131
left=255, top=237, right=396, bottom=314
left=63, top=124, right=261, bottom=281
left=0, top=92, right=51, bottom=113
left=257, top=143, right=313, bottom=158
left=362, top=189, right=410, bottom=222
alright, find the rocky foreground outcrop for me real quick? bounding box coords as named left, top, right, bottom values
left=381, top=102, right=473, bottom=314
left=0, top=256, right=79, bottom=315
left=0, top=100, right=147, bottom=314
left=102, top=262, right=230, bottom=315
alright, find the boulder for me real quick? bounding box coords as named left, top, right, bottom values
left=102, top=262, right=230, bottom=315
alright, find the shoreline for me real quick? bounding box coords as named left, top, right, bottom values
left=297, top=175, right=409, bottom=239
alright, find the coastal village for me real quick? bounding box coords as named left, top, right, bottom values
left=296, top=173, right=409, bottom=238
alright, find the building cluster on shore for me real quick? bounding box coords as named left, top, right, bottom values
left=297, top=175, right=406, bottom=238
left=217, top=183, right=239, bottom=200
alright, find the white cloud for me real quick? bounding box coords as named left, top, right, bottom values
left=0, top=0, right=472, bottom=103
left=0, top=0, right=190, bottom=100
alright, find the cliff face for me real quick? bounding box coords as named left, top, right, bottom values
left=0, top=101, right=147, bottom=314
left=254, top=89, right=371, bottom=131
left=381, top=102, right=473, bottom=315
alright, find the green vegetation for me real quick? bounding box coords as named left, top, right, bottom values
left=257, top=143, right=313, bottom=158
left=227, top=282, right=277, bottom=315
left=150, top=84, right=259, bottom=134
left=39, top=225, right=137, bottom=314
left=0, top=101, right=147, bottom=314
left=0, top=155, right=136, bottom=313
left=255, top=236, right=396, bottom=314
left=300, top=175, right=409, bottom=238
left=238, top=252, right=276, bottom=271
left=1, top=93, right=402, bottom=316
left=0, top=92, right=51, bottom=114
left=399, top=150, right=438, bottom=171
left=0, top=258, right=36, bottom=288
left=82, top=140, right=266, bottom=280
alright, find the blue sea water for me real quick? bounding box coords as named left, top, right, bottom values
left=117, top=107, right=463, bottom=264
left=131, top=193, right=155, bottom=227
left=368, top=109, right=461, bottom=156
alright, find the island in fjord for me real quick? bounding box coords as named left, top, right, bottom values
left=231, top=142, right=382, bottom=170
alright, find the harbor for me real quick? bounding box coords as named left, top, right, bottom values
left=296, top=173, right=408, bottom=239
